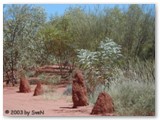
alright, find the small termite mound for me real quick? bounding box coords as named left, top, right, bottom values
left=19, top=76, right=31, bottom=93
left=33, top=81, right=44, bottom=96
left=91, top=92, right=114, bottom=115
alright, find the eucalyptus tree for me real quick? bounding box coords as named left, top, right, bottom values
left=3, top=4, right=46, bottom=85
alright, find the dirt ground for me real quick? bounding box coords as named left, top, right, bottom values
left=3, top=83, right=96, bottom=117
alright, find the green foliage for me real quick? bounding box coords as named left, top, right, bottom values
left=64, top=6, right=107, bottom=50
left=37, top=15, right=76, bottom=66
left=3, top=5, right=46, bottom=83
left=77, top=37, right=122, bottom=68
left=4, top=4, right=154, bottom=73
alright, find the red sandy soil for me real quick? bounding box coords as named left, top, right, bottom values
left=3, top=83, right=97, bottom=117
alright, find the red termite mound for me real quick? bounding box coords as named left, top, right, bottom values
left=33, top=81, right=44, bottom=96
left=72, top=69, right=88, bottom=108
left=19, top=76, right=31, bottom=93
left=91, top=92, right=114, bottom=115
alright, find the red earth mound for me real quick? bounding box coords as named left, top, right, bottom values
left=91, top=92, right=114, bottom=115
left=33, top=81, right=44, bottom=96
left=72, top=70, right=88, bottom=108
left=19, top=76, right=31, bottom=93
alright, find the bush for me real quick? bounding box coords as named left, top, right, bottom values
left=109, top=80, right=155, bottom=116
left=38, top=74, right=61, bottom=85
left=77, top=37, right=122, bottom=69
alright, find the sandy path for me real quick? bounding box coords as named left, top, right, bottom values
left=3, top=84, right=94, bottom=116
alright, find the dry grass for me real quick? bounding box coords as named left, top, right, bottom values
left=42, top=85, right=72, bottom=102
